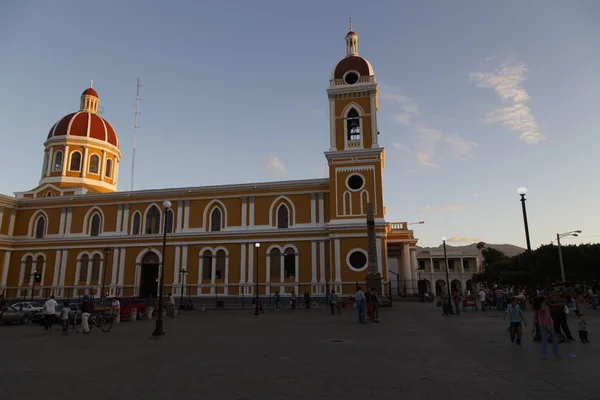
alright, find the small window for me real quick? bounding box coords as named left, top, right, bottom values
left=34, top=216, right=45, bottom=238
left=79, top=254, right=89, bottom=283
left=88, top=154, right=100, bottom=174
left=24, top=256, right=33, bottom=277
left=146, top=206, right=161, bottom=234
left=418, top=260, right=426, bottom=270
left=90, top=213, right=101, bottom=236
left=132, top=212, right=141, bottom=235
left=346, top=174, right=364, bottom=191
left=165, top=210, right=174, bottom=234
left=270, top=248, right=281, bottom=280
left=277, top=205, right=289, bottom=229
left=210, top=208, right=222, bottom=232
left=105, top=159, right=113, bottom=178
left=448, top=260, right=455, bottom=271
left=284, top=248, right=295, bottom=279
left=344, top=72, right=359, bottom=85
left=91, top=254, right=101, bottom=281
left=348, top=250, right=367, bottom=271
left=463, top=259, right=470, bottom=271
left=202, top=251, right=212, bottom=280
left=53, top=151, right=63, bottom=171
left=215, top=250, right=226, bottom=280
left=433, top=260, right=440, bottom=271
left=69, top=152, right=82, bottom=171
left=35, top=255, right=44, bottom=278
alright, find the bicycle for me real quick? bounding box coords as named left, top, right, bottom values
left=270, top=301, right=286, bottom=311
left=87, top=313, right=112, bottom=332
left=299, top=300, right=319, bottom=309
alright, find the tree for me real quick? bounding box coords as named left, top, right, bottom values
left=472, top=246, right=510, bottom=285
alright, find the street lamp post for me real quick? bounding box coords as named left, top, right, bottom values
left=30, top=270, right=38, bottom=301
left=517, top=187, right=534, bottom=281
left=179, top=268, right=187, bottom=308
left=101, top=247, right=111, bottom=300
left=152, top=200, right=171, bottom=337
left=254, top=243, right=260, bottom=316
left=441, top=238, right=452, bottom=311
left=556, top=230, right=582, bottom=282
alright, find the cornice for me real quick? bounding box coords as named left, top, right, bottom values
left=324, top=147, right=384, bottom=160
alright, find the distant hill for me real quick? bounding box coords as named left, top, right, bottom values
left=416, top=243, right=525, bottom=257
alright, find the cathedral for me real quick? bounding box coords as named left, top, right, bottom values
left=0, top=29, right=419, bottom=300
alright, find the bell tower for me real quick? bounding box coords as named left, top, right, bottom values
left=325, top=26, right=384, bottom=224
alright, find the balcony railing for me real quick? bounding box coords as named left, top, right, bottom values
left=390, top=222, right=408, bottom=230
left=329, top=75, right=376, bottom=87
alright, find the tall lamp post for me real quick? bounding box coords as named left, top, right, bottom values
left=30, top=270, right=38, bottom=301
left=556, top=230, right=582, bottom=282
left=179, top=268, right=187, bottom=308
left=441, top=238, right=452, bottom=311
left=101, top=247, right=111, bottom=300
left=254, top=243, right=260, bottom=316
left=152, top=200, right=171, bottom=337
left=517, top=187, right=534, bottom=282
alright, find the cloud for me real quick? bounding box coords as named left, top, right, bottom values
left=422, top=204, right=468, bottom=213
left=473, top=193, right=480, bottom=198
left=443, top=133, right=479, bottom=156
left=469, top=62, right=545, bottom=144
left=446, top=236, right=484, bottom=243
left=263, top=156, right=287, bottom=176
left=392, top=142, right=411, bottom=153
left=380, top=86, right=420, bottom=126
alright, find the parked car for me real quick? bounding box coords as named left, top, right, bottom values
left=31, top=303, right=82, bottom=325
left=95, top=297, right=148, bottom=319
left=1, top=306, right=30, bottom=325
left=11, top=302, right=44, bottom=314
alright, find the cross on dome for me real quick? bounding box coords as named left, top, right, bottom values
left=90, top=79, right=94, bottom=88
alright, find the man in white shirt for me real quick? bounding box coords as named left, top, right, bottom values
left=43, top=295, right=59, bottom=330
left=354, top=287, right=367, bottom=324
left=478, top=289, right=487, bottom=312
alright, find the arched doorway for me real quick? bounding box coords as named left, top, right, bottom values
left=451, top=279, right=462, bottom=293
left=435, top=280, right=446, bottom=296
left=466, top=279, right=475, bottom=294
left=139, top=252, right=159, bottom=298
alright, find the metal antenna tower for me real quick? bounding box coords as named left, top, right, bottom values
left=131, top=78, right=141, bottom=191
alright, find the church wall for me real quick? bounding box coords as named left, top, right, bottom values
left=12, top=207, right=62, bottom=236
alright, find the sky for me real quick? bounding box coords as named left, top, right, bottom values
left=1, top=1, right=599, bottom=249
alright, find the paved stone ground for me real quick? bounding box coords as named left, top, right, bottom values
left=1, top=303, right=599, bottom=400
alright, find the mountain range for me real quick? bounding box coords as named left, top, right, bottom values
left=416, top=243, right=526, bottom=258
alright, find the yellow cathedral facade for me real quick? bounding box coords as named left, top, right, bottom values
left=0, top=29, right=419, bottom=300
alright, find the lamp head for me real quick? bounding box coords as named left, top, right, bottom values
left=572, top=234, right=579, bottom=237
left=255, top=242, right=260, bottom=248
left=517, top=187, right=528, bottom=196
left=441, top=237, right=447, bottom=242
left=104, top=247, right=110, bottom=255
left=163, top=200, right=172, bottom=209
left=575, top=230, right=582, bottom=234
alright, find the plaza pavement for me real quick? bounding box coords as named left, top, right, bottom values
left=1, top=302, right=599, bottom=400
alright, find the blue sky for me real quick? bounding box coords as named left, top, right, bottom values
left=1, top=1, right=599, bottom=248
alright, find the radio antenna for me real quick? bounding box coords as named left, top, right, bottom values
left=131, top=78, right=141, bottom=191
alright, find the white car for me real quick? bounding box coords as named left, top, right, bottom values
left=11, top=302, right=45, bottom=314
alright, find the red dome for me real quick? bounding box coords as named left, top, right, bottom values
left=82, top=88, right=98, bottom=97
left=47, top=112, right=119, bottom=148
left=333, top=56, right=373, bottom=80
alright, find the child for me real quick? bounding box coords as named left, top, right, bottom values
left=575, top=310, right=590, bottom=343
left=532, top=296, right=559, bottom=359
left=367, top=303, right=373, bottom=322
left=504, top=297, right=527, bottom=345
left=59, top=301, right=71, bottom=335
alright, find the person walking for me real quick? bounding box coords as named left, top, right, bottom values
left=547, top=289, right=575, bottom=341
left=478, top=288, right=487, bottom=312
left=43, top=295, right=58, bottom=330
left=532, top=297, right=560, bottom=360
left=575, top=310, right=590, bottom=343
left=504, top=298, right=527, bottom=345
left=78, top=295, right=93, bottom=334
left=328, top=290, right=338, bottom=316
left=355, top=287, right=367, bottom=324
left=59, top=301, right=71, bottom=335
left=370, top=288, right=380, bottom=323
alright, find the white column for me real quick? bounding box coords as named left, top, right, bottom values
left=279, top=252, right=285, bottom=294
left=183, top=200, right=190, bottom=230
left=114, top=159, right=120, bottom=185
left=100, top=150, right=106, bottom=180
left=319, top=241, right=326, bottom=291
left=318, top=193, right=325, bottom=226
left=65, top=207, right=72, bottom=235
left=58, top=249, right=68, bottom=296
left=1, top=251, right=11, bottom=288
left=295, top=251, right=299, bottom=294
left=311, top=241, right=317, bottom=292
left=173, top=245, right=181, bottom=294
left=310, top=194, right=316, bottom=225
left=410, top=248, right=419, bottom=292
left=376, top=237, right=383, bottom=275
left=110, top=248, right=120, bottom=296
left=121, top=204, right=129, bottom=234
left=402, top=243, right=413, bottom=294
left=8, top=208, right=16, bottom=236
left=224, top=255, right=229, bottom=295
left=115, top=204, right=122, bottom=234
left=52, top=250, right=62, bottom=291
left=58, top=207, right=66, bottom=236
left=81, top=147, right=88, bottom=177
left=249, top=197, right=255, bottom=226
left=241, top=197, right=247, bottom=227
left=247, top=243, right=254, bottom=285
left=329, top=97, right=336, bottom=150
left=61, top=145, right=70, bottom=175
left=370, top=92, right=378, bottom=148
left=47, top=147, right=54, bottom=176
left=0, top=208, right=3, bottom=232
left=334, top=239, right=341, bottom=283
left=239, top=243, right=246, bottom=295
left=176, top=201, right=183, bottom=233
left=118, top=248, right=126, bottom=288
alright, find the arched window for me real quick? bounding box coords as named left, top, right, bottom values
left=215, top=250, right=226, bottom=280
left=210, top=208, right=222, bottom=232
left=88, top=154, right=100, bottom=174
left=105, top=158, right=113, bottom=178
left=53, top=151, right=63, bottom=171
left=91, top=254, right=101, bottom=281
left=346, top=108, right=360, bottom=141
left=79, top=254, right=89, bottom=283
left=146, top=206, right=160, bottom=234
left=202, top=250, right=212, bottom=280
left=34, top=215, right=46, bottom=239
left=90, top=213, right=101, bottom=236
left=69, top=151, right=82, bottom=171
left=24, top=256, right=33, bottom=278
left=164, top=210, right=174, bottom=234
left=284, top=248, right=296, bottom=279
left=277, top=205, right=289, bottom=229
left=270, top=248, right=281, bottom=280
left=132, top=212, right=141, bottom=235
left=35, top=255, right=44, bottom=278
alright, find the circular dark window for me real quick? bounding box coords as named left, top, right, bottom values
left=347, top=174, right=364, bottom=191
left=344, top=72, right=359, bottom=84
left=348, top=251, right=367, bottom=270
